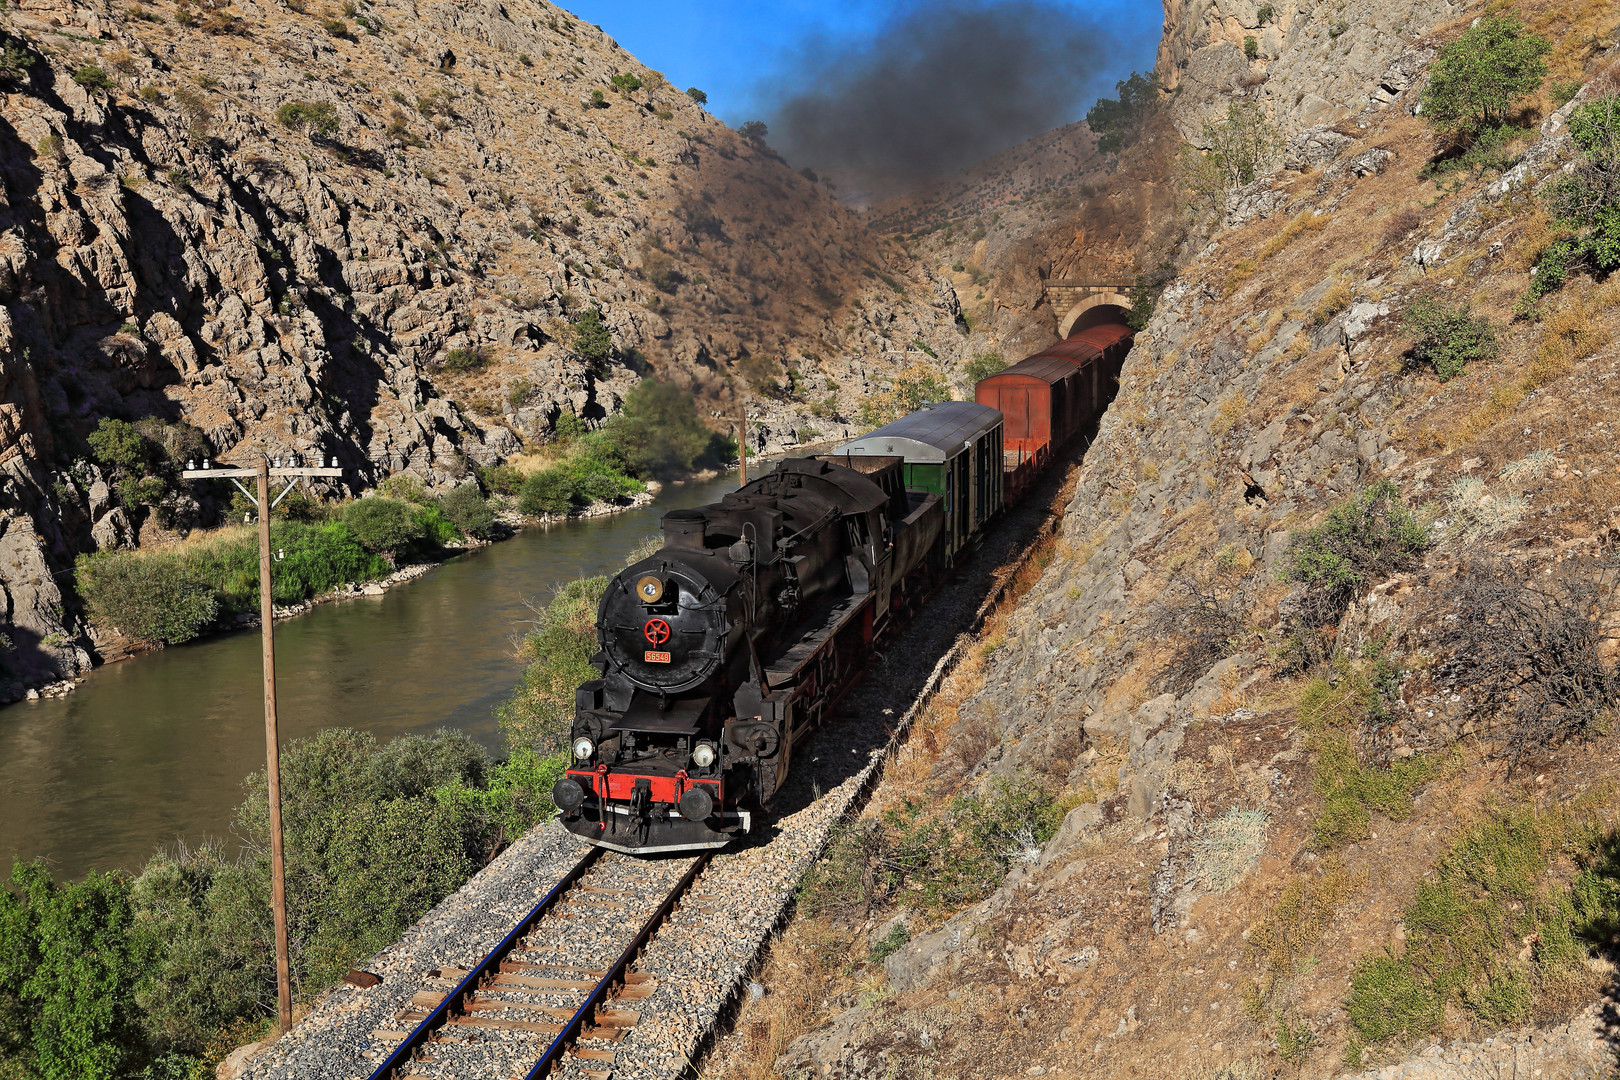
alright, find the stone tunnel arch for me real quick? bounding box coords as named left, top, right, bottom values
left=1057, top=291, right=1133, bottom=338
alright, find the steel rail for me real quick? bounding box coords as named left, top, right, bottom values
left=523, top=852, right=713, bottom=1079
left=368, top=845, right=605, bottom=1080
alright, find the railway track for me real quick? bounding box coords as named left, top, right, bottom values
left=368, top=848, right=709, bottom=1080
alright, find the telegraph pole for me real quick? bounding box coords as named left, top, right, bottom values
left=713, top=407, right=755, bottom=486
left=183, top=453, right=343, bottom=1034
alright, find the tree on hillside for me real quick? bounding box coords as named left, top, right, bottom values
left=685, top=87, right=707, bottom=105
left=567, top=308, right=614, bottom=371
left=1421, top=16, right=1551, bottom=134
left=1174, top=102, right=1282, bottom=217
left=603, top=378, right=725, bottom=478
left=738, top=119, right=769, bottom=148
left=1086, top=71, right=1160, bottom=156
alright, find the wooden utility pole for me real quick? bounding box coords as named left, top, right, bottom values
left=714, top=408, right=752, bottom=486
left=184, top=453, right=343, bottom=1035
left=256, top=460, right=293, bottom=1033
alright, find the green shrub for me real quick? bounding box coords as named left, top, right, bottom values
left=234, top=729, right=492, bottom=991
left=441, top=345, right=486, bottom=371
left=1127, top=262, right=1177, bottom=331
left=1174, top=102, right=1281, bottom=217
left=1284, top=481, right=1428, bottom=600
left=1, top=37, right=37, bottom=84
left=341, top=497, right=425, bottom=555
left=609, top=72, right=641, bottom=93
left=1540, top=95, right=1620, bottom=282
left=76, top=551, right=219, bottom=644
left=320, top=17, right=348, bottom=37
left=274, top=99, right=339, bottom=137
left=1256, top=4, right=1273, bottom=22
left=499, top=576, right=607, bottom=750
left=604, top=377, right=730, bottom=478
left=1243, top=35, right=1259, bottom=60
left=1420, top=16, right=1550, bottom=134
left=1085, top=70, right=1159, bottom=156
left=476, top=463, right=523, bottom=496
left=1347, top=804, right=1620, bottom=1048
left=71, top=64, right=111, bottom=91
left=86, top=418, right=152, bottom=476
left=589, top=88, right=605, bottom=108
left=181, top=521, right=388, bottom=608
left=34, top=133, right=63, bottom=160
left=0, top=861, right=149, bottom=1080
left=962, top=351, right=1006, bottom=384
left=1402, top=294, right=1498, bottom=380
left=1281, top=482, right=1428, bottom=670
left=567, top=307, right=613, bottom=369
left=435, top=483, right=494, bottom=539
left=1419, top=122, right=1527, bottom=179
left=517, top=469, right=574, bottom=517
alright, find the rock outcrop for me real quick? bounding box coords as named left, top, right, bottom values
left=0, top=0, right=969, bottom=692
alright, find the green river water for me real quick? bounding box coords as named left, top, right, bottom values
left=0, top=472, right=741, bottom=880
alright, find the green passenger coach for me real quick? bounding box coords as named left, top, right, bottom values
left=834, top=401, right=1004, bottom=565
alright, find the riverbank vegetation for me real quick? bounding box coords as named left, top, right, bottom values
left=0, top=727, right=561, bottom=1080
left=0, top=573, right=615, bottom=1079
left=74, top=491, right=472, bottom=646
left=484, top=378, right=736, bottom=517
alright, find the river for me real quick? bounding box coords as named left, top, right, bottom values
left=0, top=471, right=742, bottom=881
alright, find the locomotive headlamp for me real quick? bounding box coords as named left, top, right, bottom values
left=635, top=575, right=665, bottom=603
left=691, top=742, right=716, bottom=768
left=572, top=736, right=595, bottom=761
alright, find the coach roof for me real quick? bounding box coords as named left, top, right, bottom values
left=835, top=401, right=1002, bottom=463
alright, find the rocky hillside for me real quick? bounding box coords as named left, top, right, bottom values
left=0, top=0, right=971, bottom=694
left=708, top=1, right=1620, bottom=1078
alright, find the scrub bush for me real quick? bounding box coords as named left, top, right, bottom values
left=1402, top=294, right=1499, bottom=380
left=75, top=551, right=219, bottom=644
left=499, top=576, right=607, bottom=751
left=1345, top=803, right=1620, bottom=1058
left=341, top=497, right=437, bottom=558
left=961, top=351, right=1006, bottom=385
left=0, top=863, right=149, bottom=1080
left=435, top=483, right=495, bottom=539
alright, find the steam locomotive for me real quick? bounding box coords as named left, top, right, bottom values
left=551, top=323, right=1132, bottom=853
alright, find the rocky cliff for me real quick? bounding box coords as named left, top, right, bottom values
left=0, top=0, right=970, bottom=692
left=708, top=2, right=1620, bottom=1078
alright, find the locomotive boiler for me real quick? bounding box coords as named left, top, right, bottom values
left=552, top=456, right=943, bottom=853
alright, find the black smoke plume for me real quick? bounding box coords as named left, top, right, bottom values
left=763, top=1, right=1120, bottom=202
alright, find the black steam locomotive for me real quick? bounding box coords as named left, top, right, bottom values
left=551, top=452, right=946, bottom=852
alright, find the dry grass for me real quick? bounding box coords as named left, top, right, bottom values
left=1246, top=861, right=1367, bottom=978
left=1451, top=280, right=1619, bottom=449
left=1259, top=211, right=1331, bottom=260
left=1311, top=280, right=1353, bottom=327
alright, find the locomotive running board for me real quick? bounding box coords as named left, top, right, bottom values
left=763, top=593, right=871, bottom=692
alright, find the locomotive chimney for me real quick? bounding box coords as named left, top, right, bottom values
left=662, top=507, right=707, bottom=549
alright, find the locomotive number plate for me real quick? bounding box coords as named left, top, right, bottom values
left=644, top=650, right=671, bottom=663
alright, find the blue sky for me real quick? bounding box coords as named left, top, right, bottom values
left=561, top=0, right=1163, bottom=128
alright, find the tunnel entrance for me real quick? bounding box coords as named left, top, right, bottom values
left=1056, top=290, right=1134, bottom=338
left=1067, top=302, right=1130, bottom=335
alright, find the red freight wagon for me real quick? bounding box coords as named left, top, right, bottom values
left=975, top=354, right=1085, bottom=505
left=975, top=322, right=1135, bottom=504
